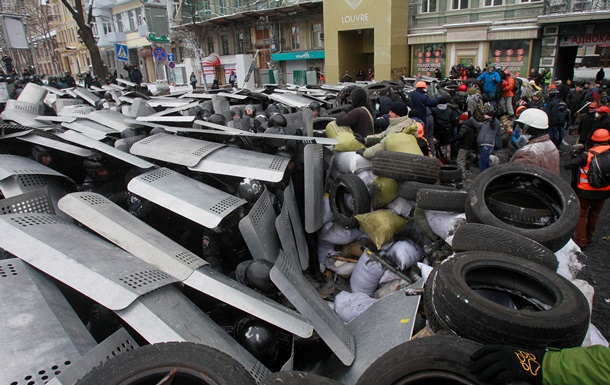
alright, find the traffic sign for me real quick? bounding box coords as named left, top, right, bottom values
left=115, top=43, right=129, bottom=62
left=167, top=54, right=175, bottom=62
left=153, top=47, right=168, bottom=63
left=168, top=61, right=176, bottom=69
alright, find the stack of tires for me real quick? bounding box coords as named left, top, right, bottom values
left=423, top=163, right=590, bottom=350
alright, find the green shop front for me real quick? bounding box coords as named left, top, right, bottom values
left=270, top=50, right=325, bottom=85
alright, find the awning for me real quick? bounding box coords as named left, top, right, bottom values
left=272, top=50, right=325, bottom=61
left=202, top=52, right=221, bottom=66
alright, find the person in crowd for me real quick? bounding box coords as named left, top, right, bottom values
left=596, top=67, right=605, bottom=83
left=356, top=101, right=422, bottom=159
left=335, top=87, right=376, bottom=136
left=565, top=128, right=610, bottom=249
left=341, top=71, right=353, bottom=83
left=511, top=105, right=528, bottom=156
left=581, top=105, right=610, bottom=149
left=528, top=67, right=542, bottom=87
left=130, top=65, right=143, bottom=86
left=64, top=71, right=76, bottom=88
left=367, top=68, right=375, bottom=81
left=477, top=65, right=501, bottom=101
left=91, top=76, right=102, bottom=88
left=229, top=71, right=237, bottom=88
left=434, top=68, right=442, bottom=80
left=452, top=83, right=469, bottom=113
left=431, top=95, right=459, bottom=161
left=466, top=87, right=483, bottom=118
left=547, top=99, right=571, bottom=149
left=356, top=69, right=366, bottom=81
left=566, top=82, right=587, bottom=126
left=84, top=72, right=93, bottom=88
left=409, top=81, right=442, bottom=120
left=470, top=343, right=610, bottom=385
left=456, top=112, right=480, bottom=175
left=47, top=76, right=61, bottom=89
left=510, top=108, right=560, bottom=175
left=190, top=72, right=198, bottom=89
left=500, top=70, right=515, bottom=117
left=374, top=95, right=392, bottom=133
left=584, top=81, right=598, bottom=103
left=227, top=107, right=244, bottom=130
left=308, top=101, right=325, bottom=118
left=476, top=111, right=497, bottom=171
left=527, top=91, right=545, bottom=110
left=578, top=102, right=599, bottom=145
left=212, top=77, right=220, bottom=89
left=541, top=68, right=552, bottom=97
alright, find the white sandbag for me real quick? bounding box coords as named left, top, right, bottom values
left=350, top=250, right=385, bottom=295
left=555, top=239, right=584, bottom=281
left=334, top=290, right=377, bottom=323
left=385, top=240, right=423, bottom=270
left=418, top=262, right=434, bottom=283
left=317, top=221, right=334, bottom=240
left=317, top=239, right=337, bottom=269
left=356, top=169, right=376, bottom=186
left=333, top=152, right=374, bottom=174
left=387, top=197, right=415, bottom=218
left=322, top=222, right=363, bottom=245
left=425, top=210, right=466, bottom=241
left=582, top=323, right=609, bottom=347
left=571, top=278, right=595, bottom=317
left=325, top=257, right=356, bottom=277
left=373, top=279, right=411, bottom=299
left=322, top=195, right=334, bottom=225
left=379, top=269, right=402, bottom=284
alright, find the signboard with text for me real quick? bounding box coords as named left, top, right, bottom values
left=411, top=44, right=446, bottom=77
left=487, top=40, right=530, bottom=78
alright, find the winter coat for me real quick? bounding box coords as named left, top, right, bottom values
left=510, top=134, right=560, bottom=175
left=409, top=89, right=441, bottom=119
left=452, top=91, right=468, bottom=112
left=476, top=119, right=496, bottom=147
left=374, top=95, right=392, bottom=132
left=335, top=106, right=375, bottom=137
left=543, top=345, right=610, bottom=385
left=566, top=88, right=586, bottom=113
left=502, top=76, right=515, bottom=98
left=467, top=93, right=483, bottom=117
left=546, top=98, right=561, bottom=126
left=431, top=104, right=459, bottom=146
left=527, top=98, right=545, bottom=110
left=564, top=144, right=610, bottom=200
left=130, top=69, right=143, bottom=84
left=477, top=71, right=501, bottom=95
left=457, top=117, right=479, bottom=151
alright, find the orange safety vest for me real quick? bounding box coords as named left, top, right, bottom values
left=578, top=144, right=610, bottom=191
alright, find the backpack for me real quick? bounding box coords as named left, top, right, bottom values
left=512, top=78, right=522, bottom=94
left=588, top=148, right=610, bottom=188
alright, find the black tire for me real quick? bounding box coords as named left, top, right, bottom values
left=321, top=106, right=345, bottom=117
left=76, top=342, right=257, bottom=385
left=355, top=335, right=485, bottom=385
left=262, top=371, right=343, bottom=385
left=487, top=195, right=557, bottom=228
left=398, top=181, right=456, bottom=201
left=416, top=188, right=467, bottom=212
left=465, top=163, right=579, bottom=252
left=364, top=83, right=391, bottom=95
left=329, top=173, right=371, bottom=228
left=439, top=164, right=463, bottom=183
left=451, top=223, right=559, bottom=271
left=372, top=151, right=441, bottom=183
left=248, top=92, right=270, bottom=103
left=424, top=251, right=590, bottom=349
left=334, top=85, right=360, bottom=107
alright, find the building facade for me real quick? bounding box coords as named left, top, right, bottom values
left=49, top=0, right=92, bottom=76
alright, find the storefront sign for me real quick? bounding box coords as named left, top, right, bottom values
left=411, top=44, right=446, bottom=77
left=341, top=0, right=369, bottom=26
left=487, top=40, right=530, bottom=77
left=271, top=50, right=325, bottom=61
left=559, top=34, right=610, bottom=47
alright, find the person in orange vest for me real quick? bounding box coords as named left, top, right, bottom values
left=564, top=128, right=610, bottom=249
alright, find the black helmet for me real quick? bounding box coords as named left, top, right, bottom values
left=83, top=153, right=113, bottom=181
left=309, top=101, right=321, bottom=111
left=121, top=128, right=139, bottom=138
left=266, top=104, right=280, bottom=117
left=268, top=114, right=287, bottom=128
left=207, top=113, right=227, bottom=125
left=235, top=259, right=277, bottom=294
left=237, top=178, right=264, bottom=203
left=230, top=107, right=243, bottom=118
left=32, top=145, right=52, bottom=163
left=233, top=316, right=278, bottom=366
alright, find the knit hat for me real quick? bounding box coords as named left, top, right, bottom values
left=390, top=101, right=409, bottom=117
left=458, top=84, right=467, bottom=92
left=349, top=87, right=368, bottom=107
left=459, top=113, right=469, bottom=122
left=467, top=87, right=478, bottom=95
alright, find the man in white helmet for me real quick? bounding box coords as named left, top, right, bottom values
left=510, top=108, right=560, bottom=175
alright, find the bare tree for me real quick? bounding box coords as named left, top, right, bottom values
left=23, top=0, right=61, bottom=75
left=58, top=0, right=107, bottom=78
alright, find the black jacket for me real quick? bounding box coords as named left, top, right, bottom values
left=457, top=117, right=479, bottom=151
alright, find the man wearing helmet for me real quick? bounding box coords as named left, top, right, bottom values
left=564, top=128, right=610, bottom=248
left=510, top=108, right=560, bottom=175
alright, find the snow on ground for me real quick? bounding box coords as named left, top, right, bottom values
left=573, top=66, right=610, bottom=82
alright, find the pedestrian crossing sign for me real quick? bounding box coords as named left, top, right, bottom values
left=115, top=44, right=129, bottom=62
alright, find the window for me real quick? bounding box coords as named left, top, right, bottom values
left=291, top=26, right=300, bottom=50
left=312, top=23, right=323, bottom=48
left=421, top=0, right=437, bottom=13
left=451, top=0, right=469, bottom=10
left=115, top=14, right=123, bottom=32
left=103, top=19, right=113, bottom=34
left=129, top=10, right=137, bottom=31
left=207, top=37, right=214, bottom=54
left=121, top=12, right=131, bottom=32
left=136, top=8, right=145, bottom=26
left=221, top=35, right=229, bottom=55
left=484, top=0, right=502, bottom=5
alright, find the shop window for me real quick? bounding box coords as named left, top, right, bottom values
left=451, top=0, right=469, bottom=10
left=421, top=0, right=437, bottom=13
left=312, top=23, right=323, bottom=48
left=207, top=36, right=214, bottom=54
left=484, top=0, right=503, bottom=5
left=291, top=26, right=300, bottom=50
left=221, top=35, right=230, bottom=55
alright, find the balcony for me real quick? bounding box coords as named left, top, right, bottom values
left=544, top=0, right=610, bottom=14
left=106, top=31, right=127, bottom=43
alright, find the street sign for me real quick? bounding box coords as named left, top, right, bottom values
left=153, top=47, right=168, bottom=63
left=167, top=54, right=175, bottom=62
left=168, top=61, right=176, bottom=69
left=115, top=44, right=129, bottom=62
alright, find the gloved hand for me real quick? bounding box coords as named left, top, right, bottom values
left=572, top=143, right=585, bottom=154
left=355, top=148, right=365, bottom=156
left=470, top=345, right=545, bottom=385
left=353, top=133, right=366, bottom=144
